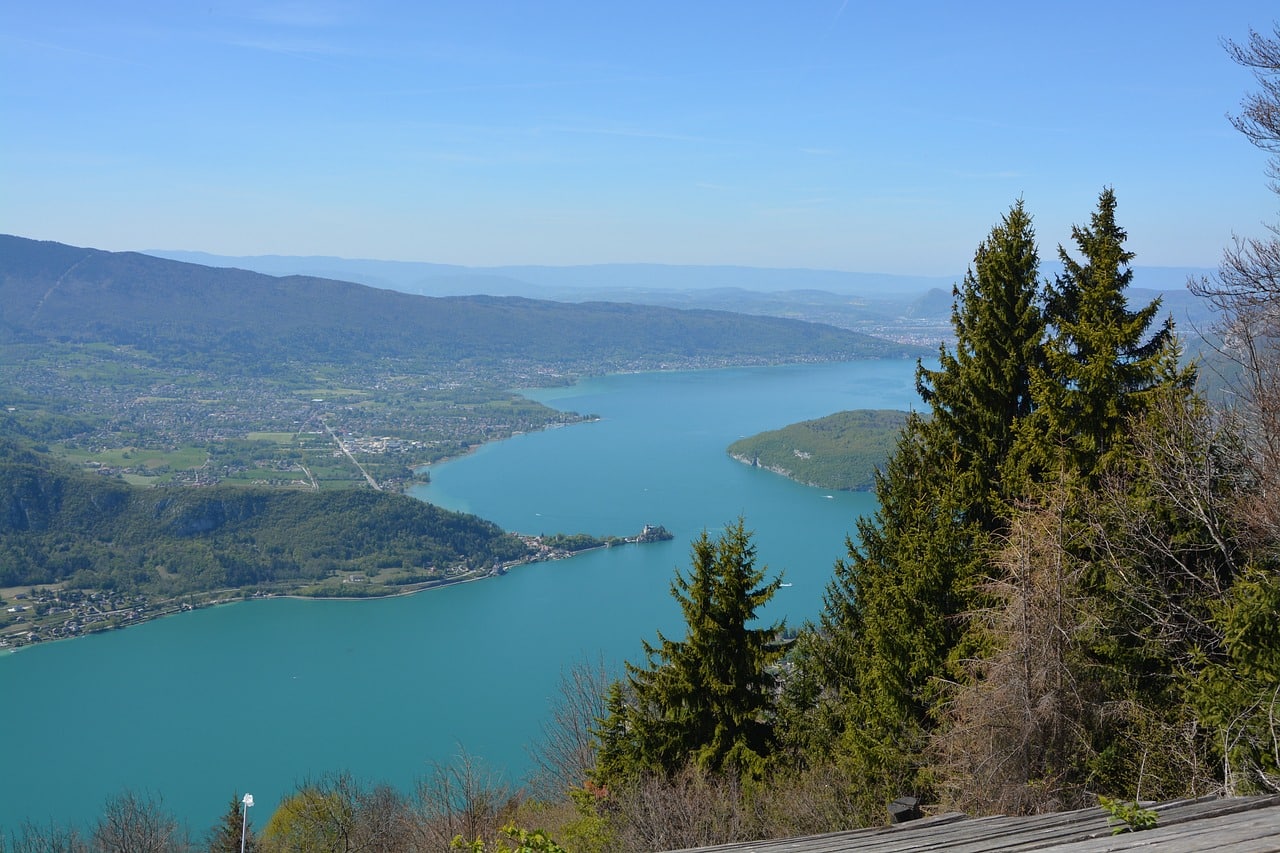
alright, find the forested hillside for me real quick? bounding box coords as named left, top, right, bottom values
left=0, top=431, right=533, bottom=603
left=0, top=236, right=919, bottom=369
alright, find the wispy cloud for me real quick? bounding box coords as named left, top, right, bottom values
left=218, top=2, right=355, bottom=58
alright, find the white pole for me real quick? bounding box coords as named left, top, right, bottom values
left=240, top=793, right=254, bottom=853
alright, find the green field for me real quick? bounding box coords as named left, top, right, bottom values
left=57, top=445, right=209, bottom=471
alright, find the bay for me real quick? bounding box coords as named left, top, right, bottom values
left=0, top=358, right=920, bottom=834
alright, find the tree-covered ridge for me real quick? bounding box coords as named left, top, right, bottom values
left=0, top=235, right=924, bottom=371
left=0, top=432, right=533, bottom=608
left=726, top=409, right=909, bottom=491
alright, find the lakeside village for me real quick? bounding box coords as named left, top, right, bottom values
left=0, top=524, right=672, bottom=651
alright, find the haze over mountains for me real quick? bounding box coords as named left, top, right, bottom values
left=147, top=248, right=1221, bottom=346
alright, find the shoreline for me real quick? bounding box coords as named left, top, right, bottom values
left=0, top=562, right=522, bottom=653
left=0, top=527, right=671, bottom=653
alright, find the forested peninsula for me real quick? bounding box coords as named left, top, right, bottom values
left=727, top=409, right=909, bottom=490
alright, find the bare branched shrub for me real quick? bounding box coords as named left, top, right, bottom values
left=1193, top=243, right=1280, bottom=552
left=259, top=771, right=415, bottom=853
left=1194, top=24, right=1280, bottom=553
left=92, top=790, right=188, bottom=853
left=608, top=765, right=752, bottom=852
left=750, top=762, right=869, bottom=838
left=1087, top=392, right=1246, bottom=665
left=3, top=820, right=89, bottom=853
left=407, top=750, right=520, bottom=851
left=527, top=657, right=613, bottom=801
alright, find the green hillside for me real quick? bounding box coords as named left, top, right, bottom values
left=0, top=431, right=532, bottom=596
left=727, top=409, right=909, bottom=491
left=0, top=235, right=926, bottom=370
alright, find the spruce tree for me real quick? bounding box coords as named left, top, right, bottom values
left=812, top=202, right=1046, bottom=809
left=918, top=198, right=1044, bottom=529
left=817, top=416, right=982, bottom=810
left=995, top=189, right=1203, bottom=797
left=1019, top=187, right=1178, bottom=485
left=596, top=519, right=783, bottom=780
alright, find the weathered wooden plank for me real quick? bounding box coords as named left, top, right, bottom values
left=1039, top=808, right=1280, bottom=852
left=667, top=796, right=1280, bottom=853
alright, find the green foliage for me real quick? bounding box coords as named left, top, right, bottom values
left=918, top=198, right=1043, bottom=528
left=727, top=410, right=908, bottom=491
left=816, top=415, right=985, bottom=811
left=597, top=520, right=784, bottom=782
left=807, top=202, right=1046, bottom=811
left=450, top=824, right=569, bottom=853
left=1194, top=566, right=1280, bottom=792
left=1098, top=796, right=1158, bottom=834
left=540, top=533, right=612, bottom=552
left=1015, top=188, right=1183, bottom=487
left=557, top=788, right=616, bottom=853
left=792, top=193, right=1235, bottom=818
left=260, top=788, right=352, bottom=852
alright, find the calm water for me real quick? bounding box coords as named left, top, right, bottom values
left=0, top=359, right=919, bottom=833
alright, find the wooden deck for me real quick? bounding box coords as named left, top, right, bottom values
left=670, top=795, right=1280, bottom=852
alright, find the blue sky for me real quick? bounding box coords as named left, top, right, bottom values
left=2, top=1, right=1277, bottom=275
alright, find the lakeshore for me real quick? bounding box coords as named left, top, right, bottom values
left=0, top=525, right=671, bottom=650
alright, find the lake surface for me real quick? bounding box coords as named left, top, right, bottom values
left=0, top=359, right=920, bottom=834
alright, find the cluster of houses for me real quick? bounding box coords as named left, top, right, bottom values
left=1, top=588, right=149, bottom=648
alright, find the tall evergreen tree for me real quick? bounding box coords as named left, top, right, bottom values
left=810, top=202, right=1046, bottom=809
left=983, top=190, right=1206, bottom=799
left=596, top=519, right=784, bottom=780
left=1019, top=187, right=1178, bottom=485
left=818, top=415, right=981, bottom=810
left=918, top=198, right=1044, bottom=530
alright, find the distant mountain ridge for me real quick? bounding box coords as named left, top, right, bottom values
left=143, top=248, right=1219, bottom=345
left=146, top=249, right=960, bottom=298
left=0, top=235, right=926, bottom=367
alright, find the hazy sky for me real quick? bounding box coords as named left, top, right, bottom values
left=2, top=1, right=1277, bottom=275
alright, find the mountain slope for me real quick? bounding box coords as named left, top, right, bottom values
left=1, top=235, right=926, bottom=367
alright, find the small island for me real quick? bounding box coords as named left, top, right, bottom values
left=728, top=409, right=909, bottom=491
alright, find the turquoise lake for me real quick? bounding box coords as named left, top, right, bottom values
left=0, top=358, right=921, bottom=833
